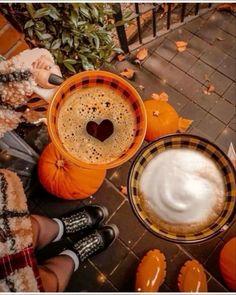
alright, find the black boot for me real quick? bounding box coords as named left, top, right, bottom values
left=68, top=224, right=119, bottom=262
left=58, top=205, right=109, bottom=235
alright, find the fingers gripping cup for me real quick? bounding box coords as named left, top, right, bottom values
left=47, top=71, right=147, bottom=170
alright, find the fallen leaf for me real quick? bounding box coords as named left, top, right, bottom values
left=178, top=117, right=193, bottom=132
left=151, top=93, right=160, bottom=100
left=117, top=54, right=126, bottom=62
left=153, top=110, right=160, bottom=117
left=120, top=185, right=127, bottom=195
left=204, top=74, right=209, bottom=81
left=208, top=84, right=215, bottom=93
left=159, top=92, right=169, bottom=101
left=175, top=41, right=188, bottom=52
left=139, top=85, right=145, bottom=91
left=120, top=68, right=135, bottom=79
left=151, top=92, right=168, bottom=101
left=217, top=3, right=236, bottom=13
left=203, top=84, right=215, bottom=95
left=227, top=142, right=236, bottom=169
left=136, top=48, right=148, bottom=61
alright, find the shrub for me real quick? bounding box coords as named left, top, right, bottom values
left=1, top=3, right=129, bottom=75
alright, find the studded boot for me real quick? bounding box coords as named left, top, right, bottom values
left=68, top=225, right=119, bottom=262
left=56, top=205, right=109, bottom=235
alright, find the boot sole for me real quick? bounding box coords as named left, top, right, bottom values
left=97, top=205, right=109, bottom=227
left=106, top=224, right=120, bottom=248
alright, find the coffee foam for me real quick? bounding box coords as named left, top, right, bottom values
left=140, top=149, right=225, bottom=233
left=57, top=86, right=136, bottom=164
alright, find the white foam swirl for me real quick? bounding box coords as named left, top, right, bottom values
left=140, top=149, right=224, bottom=224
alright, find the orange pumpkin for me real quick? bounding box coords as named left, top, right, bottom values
left=219, top=237, right=236, bottom=291
left=144, top=99, right=179, bottom=141
left=38, top=143, right=106, bottom=200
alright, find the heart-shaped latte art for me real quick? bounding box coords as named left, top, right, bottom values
left=86, top=119, right=114, bottom=142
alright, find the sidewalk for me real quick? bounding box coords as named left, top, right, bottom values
left=30, top=8, right=235, bottom=292
left=1, top=8, right=235, bottom=292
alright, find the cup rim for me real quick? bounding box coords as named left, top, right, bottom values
left=127, top=133, right=236, bottom=243
left=47, top=70, right=147, bottom=170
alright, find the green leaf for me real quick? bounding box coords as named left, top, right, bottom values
left=70, top=10, right=78, bottom=28
left=74, top=37, right=79, bottom=48
left=91, top=6, right=99, bottom=20
left=79, top=55, right=94, bottom=71
left=72, top=3, right=80, bottom=14
left=54, top=50, right=64, bottom=64
left=26, top=4, right=35, bottom=19
left=48, top=24, right=57, bottom=34
left=46, top=4, right=61, bottom=20
left=35, top=31, right=52, bottom=40
left=63, top=45, right=71, bottom=53
left=24, top=19, right=34, bottom=29
left=93, top=34, right=100, bottom=50
left=113, top=47, right=123, bottom=54
left=34, top=7, right=51, bottom=19
left=62, top=32, right=70, bottom=44
left=27, top=28, right=34, bottom=39
left=63, top=62, right=76, bottom=73
left=80, top=7, right=91, bottom=19
left=35, top=21, right=46, bottom=32
left=63, top=59, right=77, bottom=65
left=51, top=39, right=61, bottom=50
left=76, top=21, right=87, bottom=26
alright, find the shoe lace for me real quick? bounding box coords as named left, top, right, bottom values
left=73, top=233, right=104, bottom=262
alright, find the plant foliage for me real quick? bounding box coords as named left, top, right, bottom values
left=1, top=3, right=130, bottom=75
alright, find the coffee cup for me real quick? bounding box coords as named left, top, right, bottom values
left=47, top=70, right=147, bottom=170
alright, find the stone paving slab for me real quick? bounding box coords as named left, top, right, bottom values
left=1, top=7, right=234, bottom=293
left=38, top=8, right=235, bottom=292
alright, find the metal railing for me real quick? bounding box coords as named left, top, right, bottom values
left=113, top=3, right=213, bottom=53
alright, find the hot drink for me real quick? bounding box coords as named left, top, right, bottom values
left=140, top=149, right=225, bottom=234
left=57, top=86, right=136, bottom=164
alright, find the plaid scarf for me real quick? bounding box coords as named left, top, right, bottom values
left=0, top=169, right=43, bottom=292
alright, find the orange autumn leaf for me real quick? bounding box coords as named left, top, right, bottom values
left=136, top=48, right=148, bottom=61
left=159, top=92, right=169, bottom=101
left=117, top=54, right=126, bottom=62
left=120, top=185, right=127, bottom=195
left=120, top=68, right=135, bottom=79
left=139, top=85, right=145, bottom=91
left=175, top=41, right=188, bottom=52
left=208, top=84, right=215, bottom=93
left=178, top=117, right=193, bottom=132
left=151, top=92, right=168, bottom=101
left=151, top=93, right=160, bottom=100
left=217, top=3, right=236, bottom=13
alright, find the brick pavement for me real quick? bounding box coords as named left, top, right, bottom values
left=0, top=8, right=235, bottom=292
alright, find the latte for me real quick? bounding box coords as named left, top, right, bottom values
left=57, top=86, right=136, bottom=164
left=140, top=149, right=225, bottom=234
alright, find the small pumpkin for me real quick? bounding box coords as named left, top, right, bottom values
left=144, top=99, right=179, bottom=141
left=135, top=249, right=166, bottom=292
left=38, top=143, right=106, bottom=200
left=219, top=237, right=236, bottom=291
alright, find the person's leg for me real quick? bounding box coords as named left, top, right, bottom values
left=31, top=215, right=59, bottom=250
left=31, top=205, right=109, bottom=250
left=39, top=255, right=74, bottom=292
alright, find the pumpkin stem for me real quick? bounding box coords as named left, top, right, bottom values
left=56, top=159, right=64, bottom=168
left=153, top=110, right=160, bottom=117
